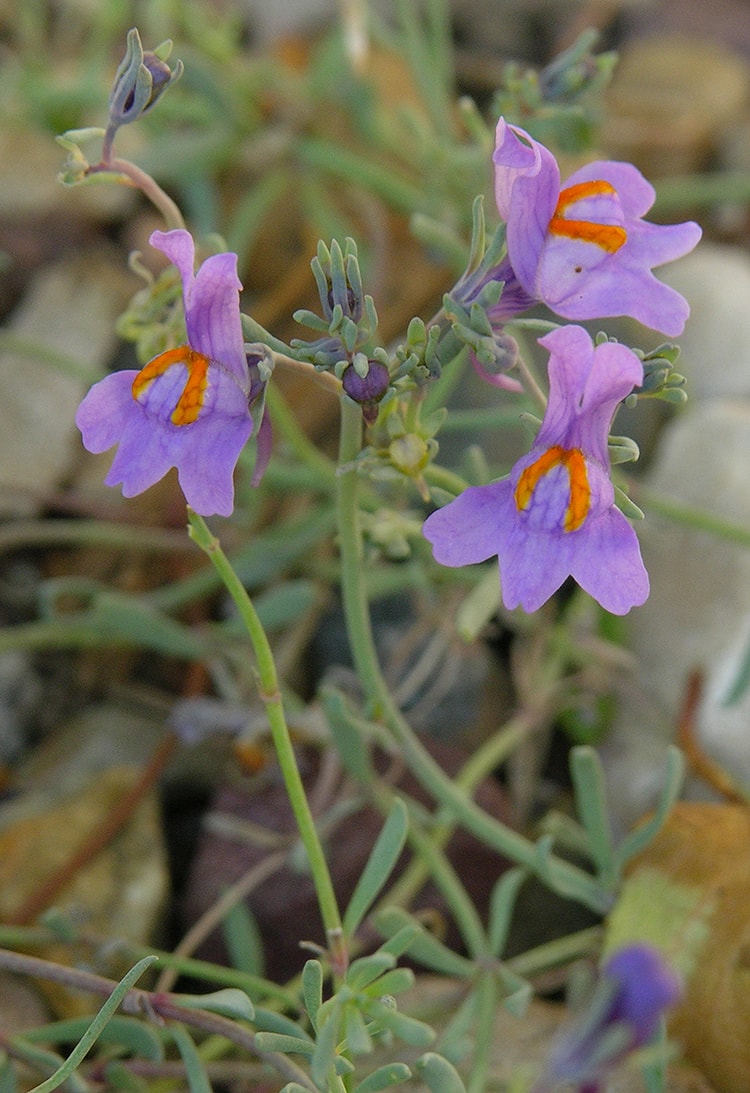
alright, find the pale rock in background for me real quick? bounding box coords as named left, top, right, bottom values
left=0, top=248, right=133, bottom=516
left=658, top=244, right=750, bottom=400
left=602, top=397, right=750, bottom=830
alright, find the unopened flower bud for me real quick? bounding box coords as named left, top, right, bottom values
left=342, top=359, right=390, bottom=424
left=108, top=28, right=183, bottom=130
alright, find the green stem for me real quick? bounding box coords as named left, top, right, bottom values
left=89, top=157, right=185, bottom=230
left=384, top=713, right=531, bottom=913
left=631, top=482, right=750, bottom=549
left=335, top=404, right=387, bottom=712
left=187, top=510, right=344, bottom=964
left=466, top=970, right=497, bottom=1093
left=402, top=801, right=488, bottom=959
left=335, top=399, right=609, bottom=913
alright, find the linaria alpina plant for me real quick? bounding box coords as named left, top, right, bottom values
left=0, top=13, right=719, bottom=1093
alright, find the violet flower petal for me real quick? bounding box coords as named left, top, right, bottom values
left=150, top=229, right=248, bottom=380
left=423, top=326, right=648, bottom=615
left=493, top=120, right=702, bottom=335
left=423, top=481, right=513, bottom=566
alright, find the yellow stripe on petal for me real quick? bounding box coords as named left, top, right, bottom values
left=514, top=445, right=591, bottom=532
left=550, top=180, right=627, bottom=254
left=132, top=345, right=210, bottom=425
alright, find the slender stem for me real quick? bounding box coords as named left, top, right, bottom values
left=403, top=802, right=488, bottom=959
left=467, top=970, right=497, bottom=1093
left=335, top=399, right=609, bottom=913
left=186, top=511, right=344, bottom=962
left=0, top=948, right=316, bottom=1092
left=630, top=482, right=750, bottom=549
left=0, top=925, right=297, bottom=1008
left=384, top=713, right=532, bottom=912
left=335, top=403, right=387, bottom=711
left=88, top=157, right=185, bottom=230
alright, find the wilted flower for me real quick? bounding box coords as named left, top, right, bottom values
left=76, top=229, right=258, bottom=517
left=493, top=118, right=702, bottom=336
left=423, top=325, right=649, bottom=615
left=534, top=944, right=682, bottom=1092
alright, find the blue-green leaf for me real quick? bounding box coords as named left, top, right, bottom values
left=416, top=1053, right=468, bottom=1093
left=172, top=988, right=254, bottom=1022
left=343, top=800, right=409, bottom=938
left=353, top=1063, right=412, bottom=1093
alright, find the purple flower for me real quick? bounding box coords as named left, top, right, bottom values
left=535, top=944, right=682, bottom=1093
left=423, top=325, right=649, bottom=615
left=493, top=118, right=702, bottom=336
left=76, top=229, right=254, bottom=517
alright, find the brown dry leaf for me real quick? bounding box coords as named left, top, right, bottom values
left=605, top=802, right=750, bottom=1093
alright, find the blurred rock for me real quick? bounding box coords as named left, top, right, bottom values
left=659, top=244, right=750, bottom=401
left=602, top=35, right=750, bottom=176
left=0, top=247, right=133, bottom=516
left=600, top=399, right=750, bottom=829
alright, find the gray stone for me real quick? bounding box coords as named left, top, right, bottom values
left=601, top=399, right=750, bottom=829
left=0, top=249, right=133, bottom=516
left=659, top=244, right=750, bottom=400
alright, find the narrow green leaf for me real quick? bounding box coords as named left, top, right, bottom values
left=20, top=1016, right=163, bottom=1061
left=353, top=1063, right=412, bottom=1093
left=375, top=908, right=474, bottom=978
left=221, top=901, right=265, bottom=979
left=343, top=1006, right=373, bottom=1057
left=24, top=955, right=157, bottom=1093
left=311, top=998, right=343, bottom=1091
left=343, top=800, right=409, bottom=938
left=416, top=1052, right=468, bottom=1093
left=173, top=988, right=255, bottom=1022
left=377, top=922, right=421, bottom=960
left=614, top=747, right=685, bottom=870
left=302, top=960, right=323, bottom=1033
left=570, top=746, right=616, bottom=885
left=169, top=1025, right=211, bottom=1093
left=321, top=686, right=376, bottom=786
left=102, top=1061, right=149, bottom=1091
left=362, top=967, right=414, bottom=999
left=487, top=868, right=527, bottom=958
left=252, top=1007, right=313, bottom=1041
left=253, top=1033, right=314, bottom=1057
left=368, top=1001, right=435, bottom=1048
left=346, top=952, right=396, bottom=992
left=497, top=966, right=532, bottom=1018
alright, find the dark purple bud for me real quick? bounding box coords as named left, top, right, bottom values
left=342, top=360, right=390, bottom=424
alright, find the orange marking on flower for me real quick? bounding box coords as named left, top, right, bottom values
left=549, top=179, right=627, bottom=254
left=132, top=345, right=210, bottom=425
left=514, top=445, right=590, bottom=532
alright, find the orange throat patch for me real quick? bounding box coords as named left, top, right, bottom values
left=549, top=180, right=627, bottom=254
left=132, top=345, right=210, bottom=426
left=514, top=446, right=591, bottom=532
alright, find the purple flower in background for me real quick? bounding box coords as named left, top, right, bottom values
left=76, top=229, right=255, bottom=517
left=423, top=325, right=649, bottom=615
left=534, top=944, right=682, bottom=1093
left=493, top=118, right=702, bottom=336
